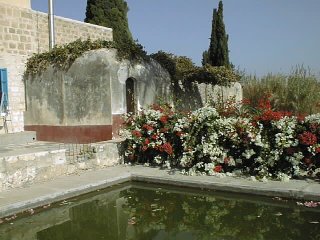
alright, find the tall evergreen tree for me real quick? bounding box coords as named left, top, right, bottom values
left=85, top=0, right=133, bottom=46
left=202, top=50, right=209, bottom=66
left=206, top=1, right=230, bottom=67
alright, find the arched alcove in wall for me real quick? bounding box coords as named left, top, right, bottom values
left=126, top=78, right=135, bottom=114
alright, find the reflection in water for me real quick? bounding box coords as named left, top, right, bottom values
left=1, top=183, right=320, bottom=240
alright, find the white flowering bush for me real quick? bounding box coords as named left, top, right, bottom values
left=121, top=97, right=320, bottom=180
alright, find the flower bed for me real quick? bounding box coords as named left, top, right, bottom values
left=120, top=98, right=320, bottom=181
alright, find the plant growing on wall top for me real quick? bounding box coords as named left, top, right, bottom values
left=151, top=51, right=239, bottom=86
left=25, top=38, right=147, bottom=76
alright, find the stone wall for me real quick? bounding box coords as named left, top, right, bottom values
left=0, top=2, right=112, bottom=133
left=174, top=81, right=243, bottom=111
left=0, top=140, right=123, bottom=191
left=0, top=0, right=30, bottom=9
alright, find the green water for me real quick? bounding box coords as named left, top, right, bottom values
left=1, top=182, right=320, bottom=240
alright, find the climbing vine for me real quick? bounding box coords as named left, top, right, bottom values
left=25, top=38, right=148, bottom=76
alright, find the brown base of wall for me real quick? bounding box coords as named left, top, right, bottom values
left=112, top=114, right=125, bottom=138
left=24, top=125, right=112, bottom=143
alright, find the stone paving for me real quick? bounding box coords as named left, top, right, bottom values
left=0, top=165, right=319, bottom=218
left=0, top=141, right=64, bottom=158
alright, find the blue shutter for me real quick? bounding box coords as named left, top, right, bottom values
left=0, top=68, right=9, bottom=109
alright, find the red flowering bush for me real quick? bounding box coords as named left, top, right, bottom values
left=298, top=132, right=317, bottom=146
left=121, top=103, right=186, bottom=166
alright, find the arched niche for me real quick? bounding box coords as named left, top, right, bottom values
left=126, top=78, right=136, bottom=114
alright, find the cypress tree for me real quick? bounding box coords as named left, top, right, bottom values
left=207, top=1, right=230, bottom=67
left=201, top=50, right=209, bottom=66
left=85, top=0, right=133, bottom=46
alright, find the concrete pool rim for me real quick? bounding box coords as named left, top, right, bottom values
left=0, top=165, right=319, bottom=218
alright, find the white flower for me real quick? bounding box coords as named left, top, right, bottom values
left=277, top=172, right=291, bottom=182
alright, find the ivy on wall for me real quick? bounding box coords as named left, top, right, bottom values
left=25, top=38, right=147, bottom=76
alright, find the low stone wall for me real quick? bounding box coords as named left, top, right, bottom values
left=174, top=81, right=243, bottom=111
left=0, top=140, right=123, bottom=191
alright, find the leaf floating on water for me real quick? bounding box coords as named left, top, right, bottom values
left=272, top=197, right=282, bottom=201
left=43, top=204, right=51, bottom=209
left=296, top=201, right=320, bottom=208
left=152, top=208, right=162, bottom=212
left=27, top=209, right=35, bottom=215
left=309, top=221, right=319, bottom=224
left=274, top=212, right=283, bottom=216
left=59, top=200, right=72, bottom=206
left=128, top=217, right=136, bottom=225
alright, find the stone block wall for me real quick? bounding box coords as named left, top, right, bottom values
left=0, top=140, right=123, bottom=191
left=0, top=2, right=113, bottom=133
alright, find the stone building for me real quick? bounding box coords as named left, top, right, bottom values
left=0, top=0, right=113, bottom=134
left=24, top=49, right=171, bottom=143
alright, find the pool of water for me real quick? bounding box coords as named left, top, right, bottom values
left=0, top=182, right=320, bottom=240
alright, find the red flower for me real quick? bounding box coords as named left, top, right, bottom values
left=316, top=147, right=320, bottom=153
left=286, top=147, right=297, bottom=155
left=144, top=138, right=150, bottom=145
left=176, top=131, right=184, bottom=137
left=143, top=124, right=154, bottom=131
left=142, top=145, right=148, bottom=152
left=214, top=165, right=223, bottom=173
left=160, top=115, right=169, bottom=124
left=304, top=158, right=312, bottom=165
left=160, top=127, right=169, bottom=133
left=151, top=134, right=158, bottom=140
left=161, top=142, right=173, bottom=155
left=298, top=131, right=317, bottom=146
left=151, top=104, right=164, bottom=113
left=297, top=114, right=306, bottom=123
left=132, top=130, right=142, bottom=138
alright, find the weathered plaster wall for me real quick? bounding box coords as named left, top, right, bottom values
left=24, top=49, right=172, bottom=143
left=174, top=82, right=243, bottom=111
left=0, top=2, right=112, bottom=133
left=112, top=56, right=172, bottom=115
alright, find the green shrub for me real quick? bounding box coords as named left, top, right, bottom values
left=241, top=66, right=320, bottom=115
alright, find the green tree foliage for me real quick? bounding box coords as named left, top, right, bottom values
left=206, top=1, right=230, bottom=67
left=202, top=50, right=209, bottom=66
left=151, top=51, right=238, bottom=86
left=85, top=0, right=133, bottom=46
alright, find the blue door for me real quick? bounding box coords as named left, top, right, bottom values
left=0, top=68, right=9, bottom=110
